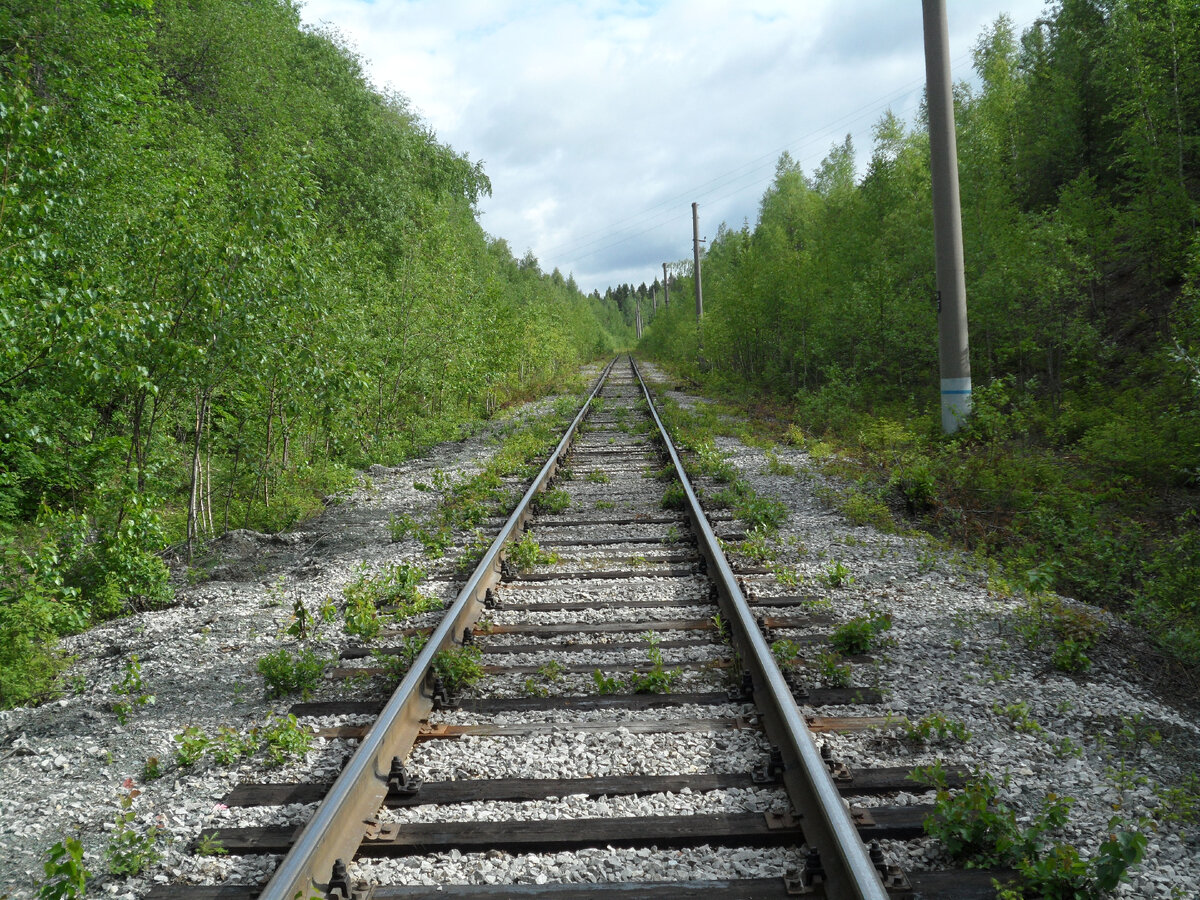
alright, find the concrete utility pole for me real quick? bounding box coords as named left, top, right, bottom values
left=922, top=0, right=972, bottom=434
left=692, top=202, right=704, bottom=356
left=662, top=262, right=670, bottom=307
left=635, top=295, right=643, bottom=339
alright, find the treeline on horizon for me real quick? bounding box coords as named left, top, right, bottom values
left=639, top=3, right=1200, bottom=660
left=0, top=0, right=630, bottom=705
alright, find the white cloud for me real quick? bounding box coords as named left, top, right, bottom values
left=298, top=0, right=1050, bottom=293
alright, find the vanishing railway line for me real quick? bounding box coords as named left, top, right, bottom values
left=151, top=358, right=1004, bottom=899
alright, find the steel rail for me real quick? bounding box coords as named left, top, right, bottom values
left=259, top=356, right=618, bottom=900
left=630, top=357, right=889, bottom=900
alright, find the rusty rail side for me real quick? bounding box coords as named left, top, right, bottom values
left=630, top=357, right=889, bottom=900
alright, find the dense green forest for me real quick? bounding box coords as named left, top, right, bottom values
left=641, top=2, right=1200, bottom=664
left=0, top=0, right=630, bottom=705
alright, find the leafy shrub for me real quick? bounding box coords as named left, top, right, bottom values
left=37, top=838, right=90, bottom=900
left=433, top=645, right=484, bottom=693
left=837, top=489, right=893, bottom=531
left=256, top=647, right=326, bottom=699
left=106, top=791, right=161, bottom=875
left=924, top=774, right=1146, bottom=896
left=260, top=713, right=313, bottom=767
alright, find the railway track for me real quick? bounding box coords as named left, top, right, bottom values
left=151, top=357, right=1004, bottom=899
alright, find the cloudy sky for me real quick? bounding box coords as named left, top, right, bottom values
left=296, top=0, right=1050, bottom=294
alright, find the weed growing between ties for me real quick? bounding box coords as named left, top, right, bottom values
left=535, top=488, right=571, bottom=514
left=524, top=659, right=564, bottom=697
left=829, top=609, right=893, bottom=655
left=433, top=645, right=484, bottom=694
left=373, top=635, right=429, bottom=688
left=506, top=532, right=558, bottom=573
left=902, top=712, right=972, bottom=745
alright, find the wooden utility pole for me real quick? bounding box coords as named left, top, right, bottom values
left=922, top=0, right=972, bottom=433
left=662, top=262, right=670, bottom=307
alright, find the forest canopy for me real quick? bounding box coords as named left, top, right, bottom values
left=639, top=1, right=1200, bottom=663
left=0, top=0, right=630, bottom=706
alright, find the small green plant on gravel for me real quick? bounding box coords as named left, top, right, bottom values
left=196, top=832, right=227, bottom=856
left=992, top=701, right=1044, bottom=734
left=454, top=529, right=491, bottom=577
left=923, top=772, right=1146, bottom=897
left=663, top=524, right=682, bottom=544
left=628, top=631, right=681, bottom=694
left=538, top=659, right=565, bottom=680
left=830, top=610, right=892, bottom=654
left=837, top=488, right=894, bottom=532
left=212, top=726, right=258, bottom=765
left=260, top=713, right=313, bottom=767
left=592, top=669, right=623, bottom=694
left=414, top=523, right=452, bottom=559
left=256, top=647, right=326, bottom=699
left=507, top=532, right=558, bottom=573
left=286, top=597, right=312, bottom=641
left=1054, top=736, right=1084, bottom=760
left=661, top=483, right=687, bottom=510
left=524, top=659, right=564, bottom=697
left=37, top=837, right=90, bottom=900
left=814, top=650, right=852, bottom=687
left=141, top=755, right=163, bottom=781
left=710, top=612, right=727, bottom=640
left=771, top=563, right=801, bottom=587
left=734, top=525, right=777, bottom=564
left=763, top=450, right=797, bottom=477
left=903, top=712, right=971, bottom=745
left=342, top=585, right=381, bottom=641
left=318, top=596, right=337, bottom=623
left=595, top=499, right=616, bottom=510
left=110, top=654, right=154, bottom=724
left=433, top=645, right=485, bottom=694
left=105, top=791, right=161, bottom=875
left=585, top=469, right=610, bottom=484
left=387, top=512, right=415, bottom=542
left=824, top=560, right=853, bottom=589
left=1155, top=773, right=1200, bottom=826
left=173, top=725, right=210, bottom=767
left=1014, top=595, right=1106, bottom=674
left=771, top=638, right=803, bottom=667
left=535, top=488, right=572, bottom=514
